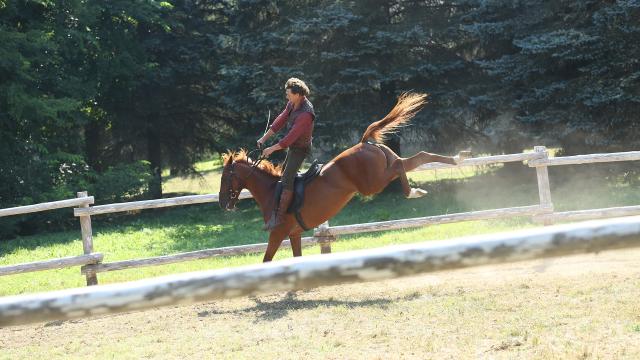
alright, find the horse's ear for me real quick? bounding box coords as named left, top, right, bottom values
left=222, top=150, right=234, bottom=167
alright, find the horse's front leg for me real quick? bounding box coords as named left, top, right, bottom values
left=289, top=231, right=303, bottom=257
left=263, top=227, right=289, bottom=262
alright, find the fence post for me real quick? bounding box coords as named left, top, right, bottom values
left=533, top=146, right=554, bottom=225
left=77, top=191, right=98, bottom=286
left=314, top=221, right=334, bottom=254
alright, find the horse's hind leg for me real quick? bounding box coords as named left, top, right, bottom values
left=389, top=151, right=470, bottom=199
left=401, top=151, right=464, bottom=172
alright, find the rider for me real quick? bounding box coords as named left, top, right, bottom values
left=257, top=78, right=316, bottom=231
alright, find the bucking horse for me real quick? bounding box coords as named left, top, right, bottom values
left=219, top=93, right=470, bottom=262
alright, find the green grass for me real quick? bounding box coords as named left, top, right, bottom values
left=4, top=151, right=640, bottom=359
left=161, top=158, right=223, bottom=195
left=2, top=156, right=640, bottom=297
left=0, top=202, right=530, bottom=296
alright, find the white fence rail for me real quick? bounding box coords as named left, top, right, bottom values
left=534, top=205, right=640, bottom=224
left=2, top=147, right=640, bottom=287
left=2, top=215, right=640, bottom=327
left=527, top=151, right=640, bottom=167
left=416, top=151, right=543, bottom=170
left=80, top=236, right=317, bottom=275
left=320, top=205, right=548, bottom=236
left=0, top=196, right=98, bottom=279
left=0, top=254, right=103, bottom=276
left=73, top=191, right=252, bottom=217
left=0, top=197, right=93, bottom=217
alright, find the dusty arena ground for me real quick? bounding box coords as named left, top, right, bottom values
left=2, top=248, right=640, bottom=359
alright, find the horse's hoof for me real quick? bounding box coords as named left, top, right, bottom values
left=408, top=188, right=428, bottom=199
left=454, top=150, right=472, bottom=165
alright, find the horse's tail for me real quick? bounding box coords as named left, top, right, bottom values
left=360, top=92, right=428, bottom=143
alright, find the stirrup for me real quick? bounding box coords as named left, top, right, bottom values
left=263, top=214, right=283, bottom=231
left=263, top=205, right=282, bottom=231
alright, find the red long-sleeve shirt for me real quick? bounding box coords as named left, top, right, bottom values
left=270, top=101, right=314, bottom=149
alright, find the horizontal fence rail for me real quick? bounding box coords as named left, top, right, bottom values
left=535, top=205, right=640, bottom=224
left=2, top=147, right=640, bottom=289
left=74, top=191, right=252, bottom=217
left=0, top=197, right=94, bottom=218
left=2, top=215, right=640, bottom=327
left=324, top=205, right=549, bottom=236
left=82, top=206, right=549, bottom=274
left=81, top=237, right=317, bottom=275
left=416, top=152, right=544, bottom=170
left=0, top=253, right=103, bottom=276
left=528, top=151, right=640, bottom=167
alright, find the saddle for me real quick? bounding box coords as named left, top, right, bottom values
left=273, top=160, right=323, bottom=231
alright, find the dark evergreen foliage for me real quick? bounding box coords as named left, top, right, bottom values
left=1, top=0, right=639, bottom=237
left=463, top=0, right=640, bottom=153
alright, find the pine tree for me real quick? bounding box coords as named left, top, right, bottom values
left=463, top=0, right=640, bottom=153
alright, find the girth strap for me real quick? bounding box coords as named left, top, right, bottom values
left=294, top=212, right=310, bottom=231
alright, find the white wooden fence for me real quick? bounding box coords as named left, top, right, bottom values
left=2, top=147, right=640, bottom=287
left=0, top=196, right=102, bottom=278
left=2, top=214, right=640, bottom=327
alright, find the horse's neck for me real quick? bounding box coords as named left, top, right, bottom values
left=238, top=164, right=278, bottom=215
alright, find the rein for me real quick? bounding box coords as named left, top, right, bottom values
left=225, top=148, right=266, bottom=204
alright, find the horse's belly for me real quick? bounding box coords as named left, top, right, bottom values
left=299, top=178, right=355, bottom=228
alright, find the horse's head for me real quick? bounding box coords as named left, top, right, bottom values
left=219, top=153, right=245, bottom=211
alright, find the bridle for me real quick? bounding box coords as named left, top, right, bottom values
left=223, top=109, right=271, bottom=205
left=222, top=148, right=266, bottom=205
left=222, top=161, right=243, bottom=205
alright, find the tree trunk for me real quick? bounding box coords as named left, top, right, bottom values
left=147, top=128, right=163, bottom=199
left=84, top=121, right=103, bottom=173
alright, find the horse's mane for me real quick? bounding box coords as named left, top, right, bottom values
left=222, top=149, right=282, bottom=177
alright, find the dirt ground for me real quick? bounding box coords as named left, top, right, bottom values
left=1, top=248, right=640, bottom=359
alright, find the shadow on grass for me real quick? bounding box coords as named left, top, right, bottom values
left=0, top=201, right=264, bottom=256
left=0, top=230, right=81, bottom=256
left=90, top=201, right=269, bottom=254
left=197, top=290, right=422, bottom=322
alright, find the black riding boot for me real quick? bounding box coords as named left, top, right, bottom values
left=263, top=189, right=294, bottom=231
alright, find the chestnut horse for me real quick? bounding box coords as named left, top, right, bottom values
left=219, top=93, right=468, bottom=262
